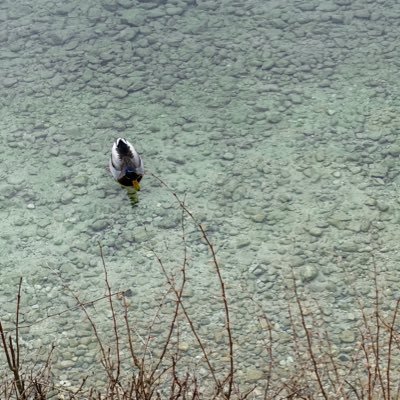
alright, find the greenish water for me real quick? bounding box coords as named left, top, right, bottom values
left=1, top=0, right=400, bottom=393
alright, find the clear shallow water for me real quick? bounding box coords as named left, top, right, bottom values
left=1, top=0, right=400, bottom=393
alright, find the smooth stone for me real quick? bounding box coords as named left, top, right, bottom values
left=231, top=112, right=247, bottom=124
left=7, top=175, right=25, bottom=185
left=72, top=187, right=88, bottom=196
left=0, top=183, right=17, bottom=197
left=369, top=165, right=387, bottom=178
left=178, top=342, right=190, bottom=352
left=376, top=201, right=389, bottom=212
left=71, top=175, right=88, bottom=187
left=60, top=191, right=75, bottom=204
left=165, top=6, right=184, bottom=16
left=49, top=146, right=60, bottom=156
left=110, top=87, right=128, bottom=98
left=251, top=213, right=267, bottom=223
left=288, top=93, right=303, bottom=104
left=301, top=265, right=319, bottom=282
left=222, top=152, right=235, bottom=161
left=297, top=2, right=317, bottom=11
left=133, top=228, right=149, bottom=242
left=315, top=151, right=325, bottom=162
left=235, top=239, right=251, bottom=249
left=120, top=10, right=147, bottom=26
left=366, top=131, right=382, bottom=141
left=91, top=219, right=109, bottom=231
left=166, top=154, right=185, bottom=164
left=254, top=100, right=270, bottom=112
left=267, top=113, right=282, bottom=123
left=305, top=226, right=323, bottom=237
left=335, top=242, right=359, bottom=252
left=387, top=145, right=400, bottom=156
left=340, top=329, right=356, bottom=343
left=3, top=77, right=18, bottom=87
left=250, top=264, right=268, bottom=277
left=59, top=359, right=75, bottom=369
left=262, top=59, right=275, bottom=70
left=245, top=368, right=263, bottom=382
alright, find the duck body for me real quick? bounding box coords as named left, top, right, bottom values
left=110, top=138, right=144, bottom=190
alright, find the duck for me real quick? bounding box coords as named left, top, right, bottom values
left=109, top=138, right=144, bottom=190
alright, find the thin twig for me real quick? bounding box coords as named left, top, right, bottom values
left=292, top=277, right=329, bottom=400
left=99, top=242, right=121, bottom=388
left=0, top=278, right=26, bottom=400
left=151, top=173, right=234, bottom=398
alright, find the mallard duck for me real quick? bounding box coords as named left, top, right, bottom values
left=110, top=138, right=144, bottom=190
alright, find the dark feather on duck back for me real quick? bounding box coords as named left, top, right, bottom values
left=117, top=139, right=133, bottom=158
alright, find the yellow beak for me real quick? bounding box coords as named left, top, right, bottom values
left=133, top=180, right=141, bottom=191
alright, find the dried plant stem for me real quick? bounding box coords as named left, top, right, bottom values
left=149, top=204, right=188, bottom=385
left=384, top=298, right=400, bottom=400
left=99, top=242, right=121, bottom=387
left=151, top=250, right=220, bottom=387
left=372, top=255, right=385, bottom=398
left=292, top=278, right=328, bottom=400
left=122, top=297, right=151, bottom=399
left=151, top=173, right=234, bottom=398
left=0, top=277, right=26, bottom=400
left=66, top=277, right=117, bottom=391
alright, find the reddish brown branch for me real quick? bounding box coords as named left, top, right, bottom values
left=150, top=173, right=234, bottom=398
